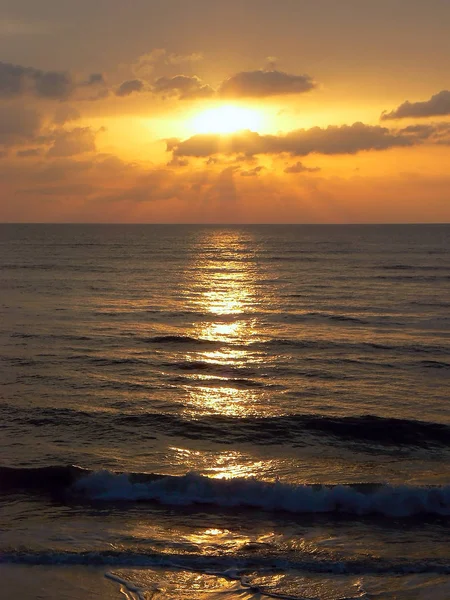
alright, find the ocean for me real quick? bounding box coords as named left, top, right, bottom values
left=0, top=223, right=449, bottom=599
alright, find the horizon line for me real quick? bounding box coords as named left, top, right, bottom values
left=0, top=222, right=449, bottom=227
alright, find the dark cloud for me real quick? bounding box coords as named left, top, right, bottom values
left=83, top=73, right=106, bottom=86
left=240, top=166, right=264, bottom=177
left=398, top=124, right=436, bottom=136
left=170, top=130, right=260, bottom=157
left=0, top=61, right=73, bottom=99
left=116, top=79, right=145, bottom=97
left=167, top=156, right=189, bottom=167
left=382, top=90, right=450, bottom=120
left=171, top=122, right=417, bottom=158
left=17, top=148, right=42, bottom=157
left=0, top=104, right=41, bottom=146
left=219, top=69, right=316, bottom=98
left=284, top=161, right=321, bottom=173
left=0, top=61, right=107, bottom=100
left=152, top=75, right=214, bottom=99
left=47, top=127, right=99, bottom=157
left=398, top=122, right=450, bottom=144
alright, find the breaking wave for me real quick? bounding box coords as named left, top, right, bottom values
left=1, top=466, right=450, bottom=518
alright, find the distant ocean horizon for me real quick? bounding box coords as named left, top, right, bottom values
left=3, top=221, right=450, bottom=224
left=1, top=223, right=449, bottom=599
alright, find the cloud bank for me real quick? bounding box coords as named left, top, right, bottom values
left=170, top=122, right=429, bottom=158
left=0, top=61, right=106, bottom=100
left=382, top=90, right=450, bottom=120
left=219, top=69, right=316, bottom=98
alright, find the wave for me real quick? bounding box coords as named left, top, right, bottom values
left=4, top=407, right=450, bottom=448
left=161, top=359, right=259, bottom=379
left=143, top=335, right=220, bottom=347
left=256, top=338, right=450, bottom=356
left=2, top=548, right=450, bottom=576
left=418, top=360, right=450, bottom=370
left=72, top=472, right=450, bottom=517
left=269, top=312, right=369, bottom=325
left=375, top=275, right=450, bottom=282
left=379, top=264, right=449, bottom=271
left=410, top=300, right=450, bottom=308
left=1, top=467, right=450, bottom=518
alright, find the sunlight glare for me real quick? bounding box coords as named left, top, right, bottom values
left=191, top=105, right=263, bottom=134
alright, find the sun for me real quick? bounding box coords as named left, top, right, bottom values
left=191, top=104, right=263, bottom=135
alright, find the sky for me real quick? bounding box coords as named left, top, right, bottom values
left=1, top=0, right=450, bottom=223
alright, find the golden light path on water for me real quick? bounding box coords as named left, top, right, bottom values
left=183, top=229, right=263, bottom=419
left=176, top=229, right=275, bottom=480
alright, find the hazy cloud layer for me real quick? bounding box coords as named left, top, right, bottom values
left=171, top=122, right=425, bottom=158
left=1, top=138, right=450, bottom=223
left=382, top=90, right=450, bottom=120
left=0, top=18, right=53, bottom=36
left=47, top=127, right=99, bottom=157
left=132, top=49, right=203, bottom=79
left=17, top=148, right=42, bottom=157
left=219, top=69, right=316, bottom=98
left=53, top=105, right=81, bottom=125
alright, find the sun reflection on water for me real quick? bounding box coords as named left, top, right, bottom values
left=169, top=447, right=274, bottom=480
left=180, top=229, right=265, bottom=419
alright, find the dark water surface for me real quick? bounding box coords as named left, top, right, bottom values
left=1, top=224, right=449, bottom=599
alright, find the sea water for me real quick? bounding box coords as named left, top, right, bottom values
left=0, top=224, right=449, bottom=599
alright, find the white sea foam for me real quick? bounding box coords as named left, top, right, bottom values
left=72, top=472, right=450, bottom=517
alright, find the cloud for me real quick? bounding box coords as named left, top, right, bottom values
left=19, top=183, right=96, bottom=196
left=17, top=148, right=42, bottom=158
left=132, top=49, right=167, bottom=78
left=284, top=161, right=321, bottom=173
left=83, top=73, right=106, bottom=86
left=0, top=104, right=42, bottom=146
left=167, top=156, right=189, bottom=167
left=219, top=69, right=316, bottom=98
left=132, top=49, right=203, bottom=80
left=167, top=52, right=203, bottom=65
left=0, top=61, right=107, bottom=100
left=398, top=122, right=450, bottom=144
left=240, top=166, right=264, bottom=177
left=53, top=105, right=81, bottom=125
left=171, top=122, right=418, bottom=158
left=382, top=90, right=450, bottom=120
left=47, top=127, right=99, bottom=157
left=116, top=79, right=145, bottom=97
left=153, top=75, right=214, bottom=99
left=0, top=61, right=73, bottom=99
left=98, top=168, right=185, bottom=204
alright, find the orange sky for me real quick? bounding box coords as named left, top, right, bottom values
left=0, top=0, right=450, bottom=223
